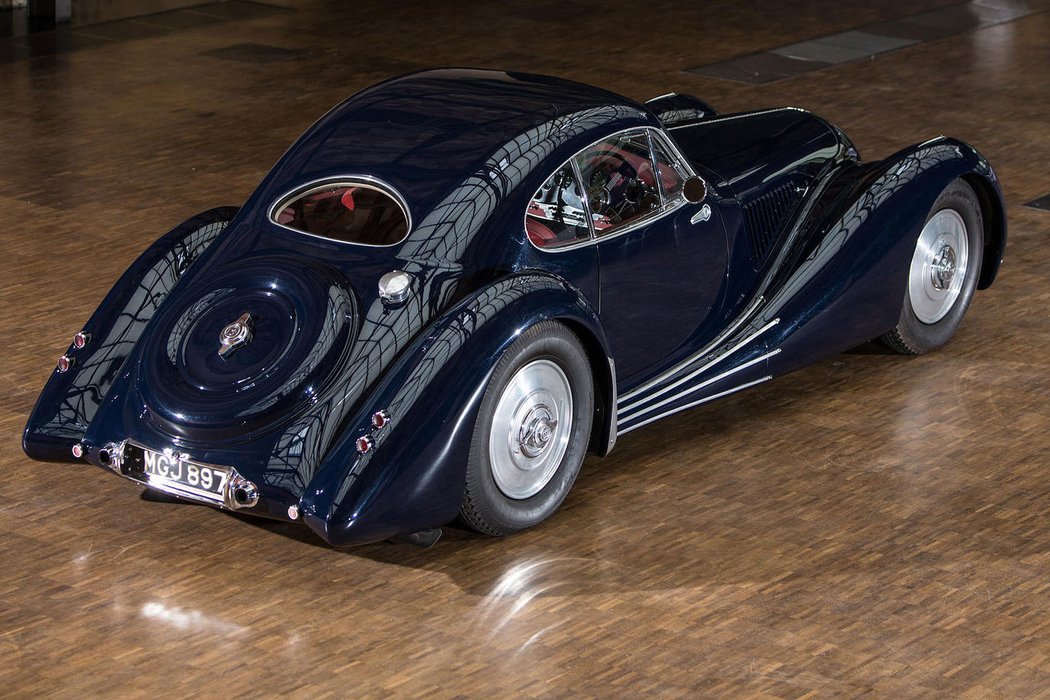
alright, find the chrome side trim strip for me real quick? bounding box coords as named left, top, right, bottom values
left=665, top=107, right=808, bottom=131
left=618, top=348, right=780, bottom=422
left=645, top=92, right=678, bottom=103
left=606, top=356, right=617, bottom=454
left=618, top=375, right=773, bottom=435
left=619, top=303, right=771, bottom=404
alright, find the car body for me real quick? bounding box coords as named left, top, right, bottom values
left=23, top=69, right=1006, bottom=546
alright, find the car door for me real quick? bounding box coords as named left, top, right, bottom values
left=579, top=129, right=728, bottom=381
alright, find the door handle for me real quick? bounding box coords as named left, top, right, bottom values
left=690, top=204, right=712, bottom=225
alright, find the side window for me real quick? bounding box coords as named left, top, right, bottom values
left=651, top=137, right=688, bottom=201
left=574, top=131, right=660, bottom=235
left=526, top=164, right=591, bottom=249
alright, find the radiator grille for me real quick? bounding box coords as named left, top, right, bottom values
left=743, top=183, right=803, bottom=263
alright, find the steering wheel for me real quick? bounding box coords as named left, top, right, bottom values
left=586, top=155, right=657, bottom=225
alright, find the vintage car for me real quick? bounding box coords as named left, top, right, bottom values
left=23, top=69, right=1005, bottom=547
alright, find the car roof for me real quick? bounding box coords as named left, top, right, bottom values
left=255, top=69, right=658, bottom=224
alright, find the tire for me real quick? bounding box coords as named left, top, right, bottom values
left=881, top=179, right=984, bottom=354
left=459, top=320, right=594, bottom=536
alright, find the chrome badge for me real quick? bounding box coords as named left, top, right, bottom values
left=218, top=312, right=253, bottom=358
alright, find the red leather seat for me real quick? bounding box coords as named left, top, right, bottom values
left=526, top=217, right=557, bottom=246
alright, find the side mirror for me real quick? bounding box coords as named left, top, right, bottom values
left=683, top=176, right=707, bottom=203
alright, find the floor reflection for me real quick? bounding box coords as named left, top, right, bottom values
left=138, top=601, right=246, bottom=635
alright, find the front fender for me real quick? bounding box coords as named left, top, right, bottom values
left=299, top=273, right=610, bottom=546
left=22, top=207, right=238, bottom=461
left=761, top=137, right=1004, bottom=375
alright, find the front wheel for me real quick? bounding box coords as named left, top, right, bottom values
left=459, top=321, right=593, bottom=536
left=881, top=179, right=984, bottom=354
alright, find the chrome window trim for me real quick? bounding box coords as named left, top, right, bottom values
left=644, top=130, right=667, bottom=209
left=571, top=156, right=598, bottom=240
left=268, top=175, right=413, bottom=248
left=525, top=126, right=698, bottom=254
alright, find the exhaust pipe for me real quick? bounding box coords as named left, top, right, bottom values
left=98, top=440, right=128, bottom=473
left=225, top=474, right=259, bottom=509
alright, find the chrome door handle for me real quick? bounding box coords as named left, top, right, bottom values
left=690, top=204, right=712, bottom=225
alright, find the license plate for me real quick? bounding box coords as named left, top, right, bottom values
left=135, top=444, right=231, bottom=505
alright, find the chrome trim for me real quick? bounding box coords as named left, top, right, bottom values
left=645, top=92, right=679, bottom=103
left=606, top=356, right=617, bottom=454
left=525, top=126, right=698, bottom=254
left=218, top=312, right=253, bottom=358
left=227, top=474, right=259, bottom=510
left=110, top=440, right=259, bottom=511
left=690, top=204, right=712, bottom=224
left=100, top=439, right=127, bottom=472
left=267, top=175, right=413, bottom=248
left=619, top=295, right=767, bottom=403
left=619, top=348, right=780, bottom=422
left=618, top=375, right=773, bottom=434
left=644, top=130, right=667, bottom=209
left=356, top=435, right=374, bottom=454
left=619, top=319, right=780, bottom=415
left=665, top=107, right=808, bottom=131
left=371, top=409, right=391, bottom=430
left=378, top=270, right=413, bottom=304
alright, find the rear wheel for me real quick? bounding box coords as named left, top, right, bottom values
left=881, top=179, right=983, bottom=354
left=459, top=321, right=593, bottom=536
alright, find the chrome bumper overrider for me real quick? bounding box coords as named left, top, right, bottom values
left=98, top=439, right=259, bottom=510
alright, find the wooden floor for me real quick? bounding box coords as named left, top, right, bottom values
left=2, top=1, right=1049, bottom=696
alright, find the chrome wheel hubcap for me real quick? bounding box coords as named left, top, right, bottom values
left=489, top=359, right=572, bottom=500
left=908, top=209, right=969, bottom=324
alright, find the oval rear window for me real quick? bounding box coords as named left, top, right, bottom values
left=272, top=181, right=410, bottom=246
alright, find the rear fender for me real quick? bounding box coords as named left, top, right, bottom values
left=299, top=273, right=611, bottom=546
left=22, top=207, right=239, bottom=461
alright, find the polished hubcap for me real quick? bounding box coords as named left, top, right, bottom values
left=908, top=209, right=969, bottom=324
left=489, top=359, right=572, bottom=500
left=931, top=244, right=957, bottom=290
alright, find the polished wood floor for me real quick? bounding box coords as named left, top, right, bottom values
left=2, top=1, right=1049, bottom=696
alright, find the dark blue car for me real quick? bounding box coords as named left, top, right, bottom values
left=24, top=69, right=1006, bottom=547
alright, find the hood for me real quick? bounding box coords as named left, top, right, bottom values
left=668, top=107, right=854, bottom=201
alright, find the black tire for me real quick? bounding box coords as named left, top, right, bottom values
left=459, top=321, right=594, bottom=536
left=881, top=179, right=984, bottom=354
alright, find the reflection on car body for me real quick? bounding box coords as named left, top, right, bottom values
left=24, top=69, right=1005, bottom=547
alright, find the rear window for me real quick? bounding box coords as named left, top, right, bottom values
left=272, top=181, right=410, bottom=246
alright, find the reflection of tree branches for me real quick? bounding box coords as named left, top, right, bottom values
left=330, top=277, right=541, bottom=501
left=34, top=219, right=230, bottom=439
left=268, top=104, right=644, bottom=493
left=618, top=143, right=962, bottom=427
